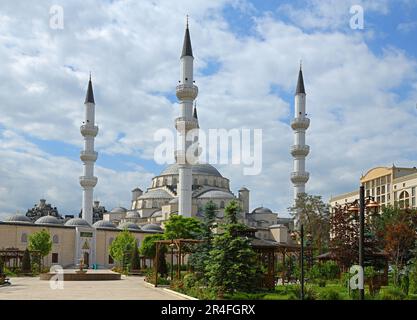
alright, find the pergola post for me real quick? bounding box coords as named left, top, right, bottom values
left=154, top=242, right=159, bottom=287
left=177, top=241, right=182, bottom=280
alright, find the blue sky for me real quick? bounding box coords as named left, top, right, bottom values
left=0, top=0, right=417, bottom=218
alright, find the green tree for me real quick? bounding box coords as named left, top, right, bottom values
left=140, top=234, right=165, bottom=258
left=189, top=201, right=218, bottom=275
left=28, top=229, right=52, bottom=269
left=130, top=240, right=141, bottom=271
left=109, top=230, right=136, bottom=266
left=205, top=200, right=262, bottom=296
left=288, top=193, right=330, bottom=254
left=21, top=248, right=31, bottom=274
left=164, top=214, right=202, bottom=240
left=140, top=234, right=168, bottom=276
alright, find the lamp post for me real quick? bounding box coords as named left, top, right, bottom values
left=290, top=224, right=305, bottom=300
left=347, top=186, right=380, bottom=301
left=359, top=185, right=365, bottom=300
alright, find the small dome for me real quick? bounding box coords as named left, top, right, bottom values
left=65, top=218, right=91, bottom=227
left=141, top=223, right=163, bottom=232
left=252, top=207, right=273, bottom=214
left=35, top=215, right=63, bottom=225
left=110, top=207, right=127, bottom=213
left=93, top=220, right=117, bottom=229
left=118, top=222, right=141, bottom=231
left=5, top=214, right=32, bottom=223
left=126, top=210, right=140, bottom=219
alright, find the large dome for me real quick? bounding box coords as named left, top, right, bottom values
left=160, top=163, right=222, bottom=177
left=93, top=220, right=117, bottom=229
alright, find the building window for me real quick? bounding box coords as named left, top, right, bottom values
left=109, top=237, right=114, bottom=245
left=53, top=235, right=59, bottom=244
left=220, top=201, right=225, bottom=209
left=52, top=253, right=59, bottom=264
left=108, top=255, right=114, bottom=264
left=381, top=185, right=385, bottom=194
left=21, top=233, right=28, bottom=243
left=412, top=187, right=416, bottom=197
left=403, top=183, right=406, bottom=187
left=399, top=191, right=410, bottom=209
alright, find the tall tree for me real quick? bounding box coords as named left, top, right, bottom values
left=28, top=229, right=52, bottom=270
left=21, top=248, right=31, bottom=274
left=288, top=193, right=330, bottom=253
left=109, top=230, right=136, bottom=266
left=205, top=200, right=262, bottom=296
left=189, top=201, right=218, bottom=275
left=140, top=234, right=168, bottom=276
left=130, top=240, right=141, bottom=271
left=164, top=214, right=202, bottom=240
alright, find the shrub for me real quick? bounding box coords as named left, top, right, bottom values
left=318, top=288, right=342, bottom=300
left=183, top=273, right=198, bottom=290
left=378, top=287, right=406, bottom=300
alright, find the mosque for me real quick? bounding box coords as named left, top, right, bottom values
left=0, top=22, right=309, bottom=269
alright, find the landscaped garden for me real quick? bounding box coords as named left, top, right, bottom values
left=112, top=194, right=417, bottom=300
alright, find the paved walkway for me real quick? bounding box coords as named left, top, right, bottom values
left=0, top=276, right=185, bottom=300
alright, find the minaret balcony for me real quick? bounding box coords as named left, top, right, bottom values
left=290, top=145, right=310, bottom=157
left=176, top=84, right=198, bottom=101
left=79, top=176, right=98, bottom=188
left=291, top=117, right=310, bottom=130
left=80, top=125, right=99, bottom=137
left=290, top=172, right=310, bottom=184
left=80, top=151, right=98, bottom=162
left=175, top=117, right=198, bottom=131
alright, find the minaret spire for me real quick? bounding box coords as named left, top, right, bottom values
left=175, top=20, right=199, bottom=217
left=181, top=16, right=193, bottom=58
left=80, top=75, right=99, bottom=225
left=290, top=65, right=310, bottom=229
left=295, top=63, right=306, bottom=95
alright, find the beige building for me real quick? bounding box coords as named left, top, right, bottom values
left=330, top=165, right=417, bottom=210
left=0, top=215, right=161, bottom=269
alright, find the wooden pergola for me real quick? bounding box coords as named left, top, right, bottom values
left=154, top=239, right=204, bottom=287
left=0, top=248, right=41, bottom=272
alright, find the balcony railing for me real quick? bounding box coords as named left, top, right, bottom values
left=176, top=84, right=198, bottom=100
left=80, top=125, right=99, bottom=137
left=291, top=118, right=310, bottom=130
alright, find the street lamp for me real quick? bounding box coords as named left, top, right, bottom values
left=347, top=186, right=380, bottom=301
left=291, top=225, right=305, bottom=300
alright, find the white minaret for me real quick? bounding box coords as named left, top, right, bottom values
left=290, top=65, right=310, bottom=204
left=79, top=75, right=98, bottom=224
left=175, top=19, right=198, bottom=217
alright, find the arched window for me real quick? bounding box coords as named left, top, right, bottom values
left=194, top=178, right=198, bottom=186
left=173, top=178, right=177, bottom=185
left=52, top=235, right=59, bottom=244
left=220, top=201, right=225, bottom=209
left=204, top=178, right=208, bottom=185
left=399, top=191, right=410, bottom=209
left=21, top=233, right=28, bottom=243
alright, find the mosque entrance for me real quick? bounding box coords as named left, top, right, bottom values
left=83, top=252, right=90, bottom=268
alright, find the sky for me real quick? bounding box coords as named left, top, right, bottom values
left=0, top=0, right=416, bottom=219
